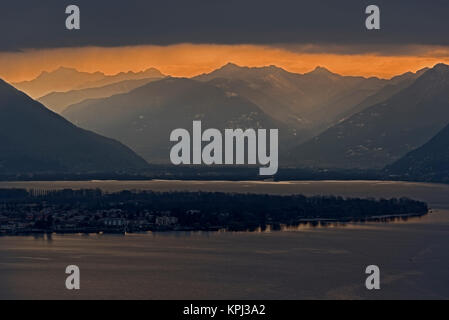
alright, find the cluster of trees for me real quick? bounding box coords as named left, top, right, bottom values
left=0, top=188, right=429, bottom=230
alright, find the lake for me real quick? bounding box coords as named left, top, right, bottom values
left=0, top=180, right=448, bottom=299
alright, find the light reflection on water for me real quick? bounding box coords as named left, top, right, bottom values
left=1, top=181, right=449, bottom=299
left=1, top=208, right=448, bottom=299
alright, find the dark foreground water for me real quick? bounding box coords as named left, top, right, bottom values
left=0, top=180, right=448, bottom=299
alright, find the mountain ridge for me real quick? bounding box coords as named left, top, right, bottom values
left=38, top=77, right=163, bottom=113
left=289, top=63, right=449, bottom=169
left=195, top=63, right=387, bottom=134
left=12, top=67, right=165, bottom=99
left=63, top=77, right=292, bottom=163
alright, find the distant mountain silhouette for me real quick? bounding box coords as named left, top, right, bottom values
left=13, top=67, right=165, bottom=99
left=195, top=63, right=386, bottom=136
left=12, top=67, right=106, bottom=99
left=63, top=77, right=289, bottom=163
left=75, top=68, right=165, bottom=90
left=0, top=79, right=148, bottom=174
left=385, top=122, right=449, bottom=182
left=39, top=77, right=162, bottom=113
left=290, top=64, right=449, bottom=169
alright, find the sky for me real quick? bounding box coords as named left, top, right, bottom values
left=1, top=0, right=449, bottom=81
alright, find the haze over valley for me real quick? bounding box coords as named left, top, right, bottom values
left=1, top=62, right=449, bottom=182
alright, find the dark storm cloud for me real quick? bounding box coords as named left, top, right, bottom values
left=1, top=0, right=448, bottom=52
left=278, top=43, right=449, bottom=57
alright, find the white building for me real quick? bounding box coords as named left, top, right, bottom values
left=103, top=218, right=127, bottom=227
left=155, top=216, right=178, bottom=226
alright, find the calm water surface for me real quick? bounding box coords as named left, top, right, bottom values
left=1, top=180, right=448, bottom=299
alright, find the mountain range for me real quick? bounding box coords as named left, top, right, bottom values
left=3, top=62, right=449, bottom=180
left=0, top=79, right=148, bottom=174
left=38, top=77, right=163, bottom=113
left=290, top=64, right=449, bottom=169
left=12, top=67, right=165, bottom=99
left=63, top=77, right=288, bottom=163
left=195, top=63, right=387, bottom=135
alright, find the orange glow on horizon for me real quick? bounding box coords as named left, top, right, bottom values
left=1, top=44, right=449, bottom=82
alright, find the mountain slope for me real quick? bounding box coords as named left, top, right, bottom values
left=63, top=78, right=290, bottom=163
left=195, top=63, right=387, bottom=133
left=385, top=122, right=449, bottom=182
left=290, top=64, right=449, bottom=169
left=334, top=68, right=429, bottom=122
left=0, top=79, right=148, bottom=174
left=38, top=77, right=162, bottom=113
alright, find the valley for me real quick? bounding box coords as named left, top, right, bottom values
left=2, top=62, right=449, bottom=183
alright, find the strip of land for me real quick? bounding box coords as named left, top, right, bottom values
left=0, top=188, right=428, bottom=235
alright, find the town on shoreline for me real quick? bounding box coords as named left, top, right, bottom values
left=0, top=188, right=429, bottom=236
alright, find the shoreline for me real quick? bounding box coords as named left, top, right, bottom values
left=0, top=210, right=429, bottom=237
